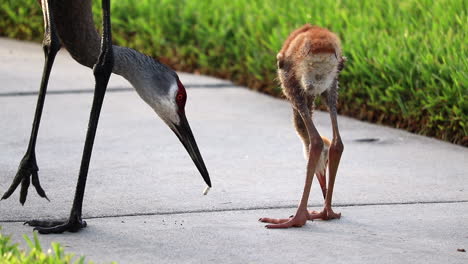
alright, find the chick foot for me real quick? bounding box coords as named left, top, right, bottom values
left=309, top=207, right=341, bottom=220
left=259, top=209, right=310, bottom=228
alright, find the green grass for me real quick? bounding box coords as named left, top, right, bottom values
left=1, top=0, right=466, bottom=145
left=0, top=228, right=95, bottom=264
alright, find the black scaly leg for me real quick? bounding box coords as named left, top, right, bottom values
left=26, top=0, right=114, bottom=233
left=2, top=0, right=61, bottom=204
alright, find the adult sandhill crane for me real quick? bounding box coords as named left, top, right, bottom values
left=2, top=0, right=211, bottom=234
left=259, top=24, right=345, bottom=228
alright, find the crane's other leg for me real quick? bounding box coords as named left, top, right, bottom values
left=259, top=100, right=324, bottom=228
left=309, top=84, right=343, bottom=220
left=315, top=164, right=328, bottom=200
left=294, top=97, right=328, bottom=200
left=2, top=0, right=60, bottom=204
left=291, top=97, right=327, bottom=199
left=26, top=0, right=114, bottom=234
left=292, top=97, right=313, bottom=160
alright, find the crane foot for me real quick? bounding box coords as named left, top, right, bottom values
left=1, top=152, right=49, bottom=204
left=25, top=217, right=87, bottom=234
left=259, top=209, right=309, bottom=228
left=309, top=207, right=341, bottom=220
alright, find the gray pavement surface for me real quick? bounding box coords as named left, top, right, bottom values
left=0, top=38, right=467, bottom=263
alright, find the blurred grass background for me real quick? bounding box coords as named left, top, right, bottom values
left=0, top=0, right=466, bottom=145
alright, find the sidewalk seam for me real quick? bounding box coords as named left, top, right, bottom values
left=1, top=200, right=466, bottom=223
left=0, top=83, right=238, bottom=97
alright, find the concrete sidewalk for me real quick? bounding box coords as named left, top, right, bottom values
left=1, top=38, right=467, bottom=263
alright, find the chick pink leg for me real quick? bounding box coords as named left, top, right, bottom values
left=310, top=96, right=343, bottom=221
left=259, top=107, right=322, bottom=228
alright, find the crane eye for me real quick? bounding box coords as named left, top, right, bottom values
left=176, top=78, right=187, bottom=110
left=176, top=92, right=185, bottom=102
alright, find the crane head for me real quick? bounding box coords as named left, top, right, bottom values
left=170, top=78, right=211, bottom=188
left=141, top=72, right=211, bottom=188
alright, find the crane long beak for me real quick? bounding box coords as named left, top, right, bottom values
left=171, top=112, right=211, bottom=187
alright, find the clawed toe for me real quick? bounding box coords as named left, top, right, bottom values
left=2, top=153, right=48, bottom=204
left=26, top=219, right=87, bottom=234
left=260, top=211, right=308, bottom=228
left=25, top=220, right=66, bottom=227
left=30, top=170, right=49, bottom=201
left=259, top=217, right=292, bottom=224
left=265, top=217, right=307, bottom=228
left=308, top=208, right=341, bottom=220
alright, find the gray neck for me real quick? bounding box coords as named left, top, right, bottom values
left=112, top=45, right=152, bottom=87
left=50, top=0, right=175, bottom=102
left=49, top=0, right=175, bottom=90
left=112, top=46, right=176, bottom=108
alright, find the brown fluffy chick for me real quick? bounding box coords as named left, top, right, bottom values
left=260, top=24, right=345, bottom=228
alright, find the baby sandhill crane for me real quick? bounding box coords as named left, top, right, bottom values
left=2, top=0, right=211, bottom=234
left=260, top=24, right=345, bottom=228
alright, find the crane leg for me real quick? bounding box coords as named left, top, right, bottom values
left=2, top=0, right=61, bottom=204
left=315, top=169, right=327, bottom=200
left=25, top=0, right=114, bottom=234
left=259, top=100, right=324, bottom=228
left=292, top=99, right=328, bottom=200
left=309, top=81, right=343, bottom=220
